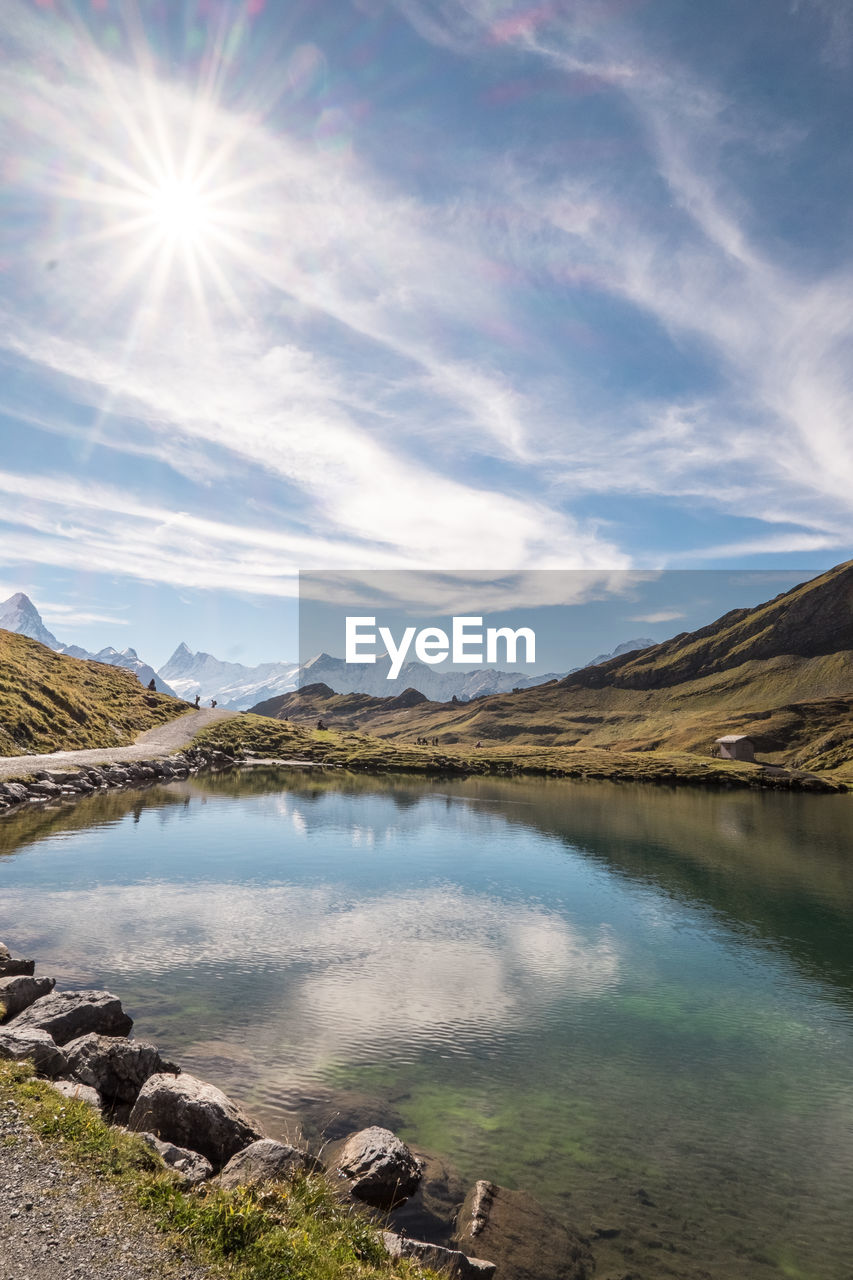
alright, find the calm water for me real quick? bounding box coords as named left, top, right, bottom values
left=1, top=770, right=852, bottom=1280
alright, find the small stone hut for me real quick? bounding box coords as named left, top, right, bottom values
left=715, top=734, right=755, bottom=762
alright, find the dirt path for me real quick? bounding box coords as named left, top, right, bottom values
left=0, top=709, right=238, bottom=782
left=0, top=1091, right=215, bottom=1280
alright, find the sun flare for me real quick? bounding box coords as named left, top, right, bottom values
left=147, top=178, right=211, bottom=242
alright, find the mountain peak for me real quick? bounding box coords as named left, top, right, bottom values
left=2, top=591, right=38, bottom=615
left=0, top=592, right=61, bottom=650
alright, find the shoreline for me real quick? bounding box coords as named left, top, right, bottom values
left=0, top=740, right=846, bottom=816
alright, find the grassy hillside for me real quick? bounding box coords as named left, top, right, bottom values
left=0, top=628, right=187, bottom=756
left=249, top=563, right=853, bottom=777
left=195, top=714, right=845, bottom=790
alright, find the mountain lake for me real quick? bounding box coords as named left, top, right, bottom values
left=1, top=768, right=851, bottom=1279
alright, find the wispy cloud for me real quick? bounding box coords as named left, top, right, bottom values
left=628, top=609, right=686, bottom=625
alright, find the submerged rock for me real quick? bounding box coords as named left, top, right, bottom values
left=7, top=989, right=133, bottom=1045
left=64, top=1033, right=178, bottom=1104
left=139, top=1132, right=213, bottom=1186
left=333, top=1126, right=421, bottom=1209
left=0, top=1026, right=68, bottom=1078
left=455, top=1181, right=593, bottom=1280
left=217, top=1138, right=313, bottom=1190
left=128, top=1072, right=263, bottom=1170
left=0, top=975, right=56, bottom=1022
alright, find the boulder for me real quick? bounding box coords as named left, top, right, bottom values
left=64, top=1033, right=179, bottom=1104
left=0, top=943, right=9, bottom=960
left=333, top=1126, right=421, bottom=1209
left=217, top=1138, right=313, bottom=1190
left=0, top=1026, right=68, bottom=1078
left=139, top=1133, right=213, bottom=1186
left=455, top=1182, right=593, bottom=1280
left=0, top=975, right=56, bottom=1022
left=47, top=1078, right=104, bottom=1111
left=7, top=989, right=133, bottom=1045
left=0, top=957, right=35, bottom=978
left=128, top=1072, right=263, bottom=1170
left=382, top=1231, right=496, bottom=1278
left=1, top=783, right=29, bottom=804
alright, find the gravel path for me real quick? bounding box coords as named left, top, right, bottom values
left=0, top=1094, right=214, bottom=1280
left=0, top=710, right=238, bottom=782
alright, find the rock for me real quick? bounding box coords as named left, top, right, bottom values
left=382, top=1231, right=496, bottom=1278
left=128, top=1073, right=263, bottom=1170
left=0, top=957, right=36, bottom=978
left=26, top=779, right=61, bottom=796
left=390, top=1147, right=466, bottom=1246
left=64, top=1033, right=178, bottom=1104
left=0, top=976, right=56, bottom=1022
left=217, top=1138, right=313, bottom=1190
left=7, top=989, right=133, bottom=1045
left=0, top=782, right=28, bottom=803
left=139, top=1132, right=213, bottom=1186
left=455, top=1182, right=593, bottom=1280
left=47, top=1078, right=103, bottom=1111
left=0, top=1027, right=68, bottom=1077
left=333, top=1126, right=421, bottom=1209
left=0, top=942, right=9, bottom=960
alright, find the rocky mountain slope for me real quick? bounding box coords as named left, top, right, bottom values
left=0, top=595, right=175, bottom=696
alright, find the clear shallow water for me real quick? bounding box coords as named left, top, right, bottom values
left=1, top=770, right=852, bottom=1279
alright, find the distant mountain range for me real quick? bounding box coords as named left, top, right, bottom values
left=158, top=642, right=301, bottom=710
left=0, top=591, right=656, bottom=709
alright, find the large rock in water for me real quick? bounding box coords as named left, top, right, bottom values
left=0, top=975, right=55, bottom=1021
left=0, top=1027, right=68, bottom=1078
left=0, top=957, right=36, bottom=978
left=128, top=1073, right=263, bottom=1170
left=333, top=1126, right=422, bottom=1208
left=64, top=1034, right=178, bottom=1104
left=7, top=990, right=133, bottom=1045
left=217, top=1138, right=313, bottom=1190
left=455, top=1181, right=593, bottom=1280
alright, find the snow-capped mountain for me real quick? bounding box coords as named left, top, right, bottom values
left=158, top=643, right=301, bottom=710
left=0, top=592, right=61, bottom=649
left=292, top=652, right=563, bottom=702
left=83, top=646, right=176, bottom=696
left=0, top=593, right=176, bottom=696
left=586, top=637, right=656, bottom=666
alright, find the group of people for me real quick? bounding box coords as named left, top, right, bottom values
left=415, top=736, right=440, bottom=746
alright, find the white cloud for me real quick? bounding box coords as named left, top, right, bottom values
left=628, top=609, right=686, bottom=624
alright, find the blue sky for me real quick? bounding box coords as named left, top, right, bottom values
left=0, top=0, right=851, bottom=668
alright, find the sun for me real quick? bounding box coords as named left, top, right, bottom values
left=147, top=178, right=211, bottom=243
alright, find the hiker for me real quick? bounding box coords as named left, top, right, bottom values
left=147, top=678, right=156, bottom=691
left=194, top=694, right=200, bottom=708
left=211, top=699, right=217, bottom=708
left=317, top=718, right=327, bottom=731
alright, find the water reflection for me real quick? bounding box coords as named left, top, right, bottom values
left=1, top=770, right=852, bottom=1280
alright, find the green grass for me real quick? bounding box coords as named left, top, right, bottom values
left=0, top=1059, right=439, bottom=1280
left=0, top=629, right=188, bottom=756
left=194, top=714, right=846, bottom=791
